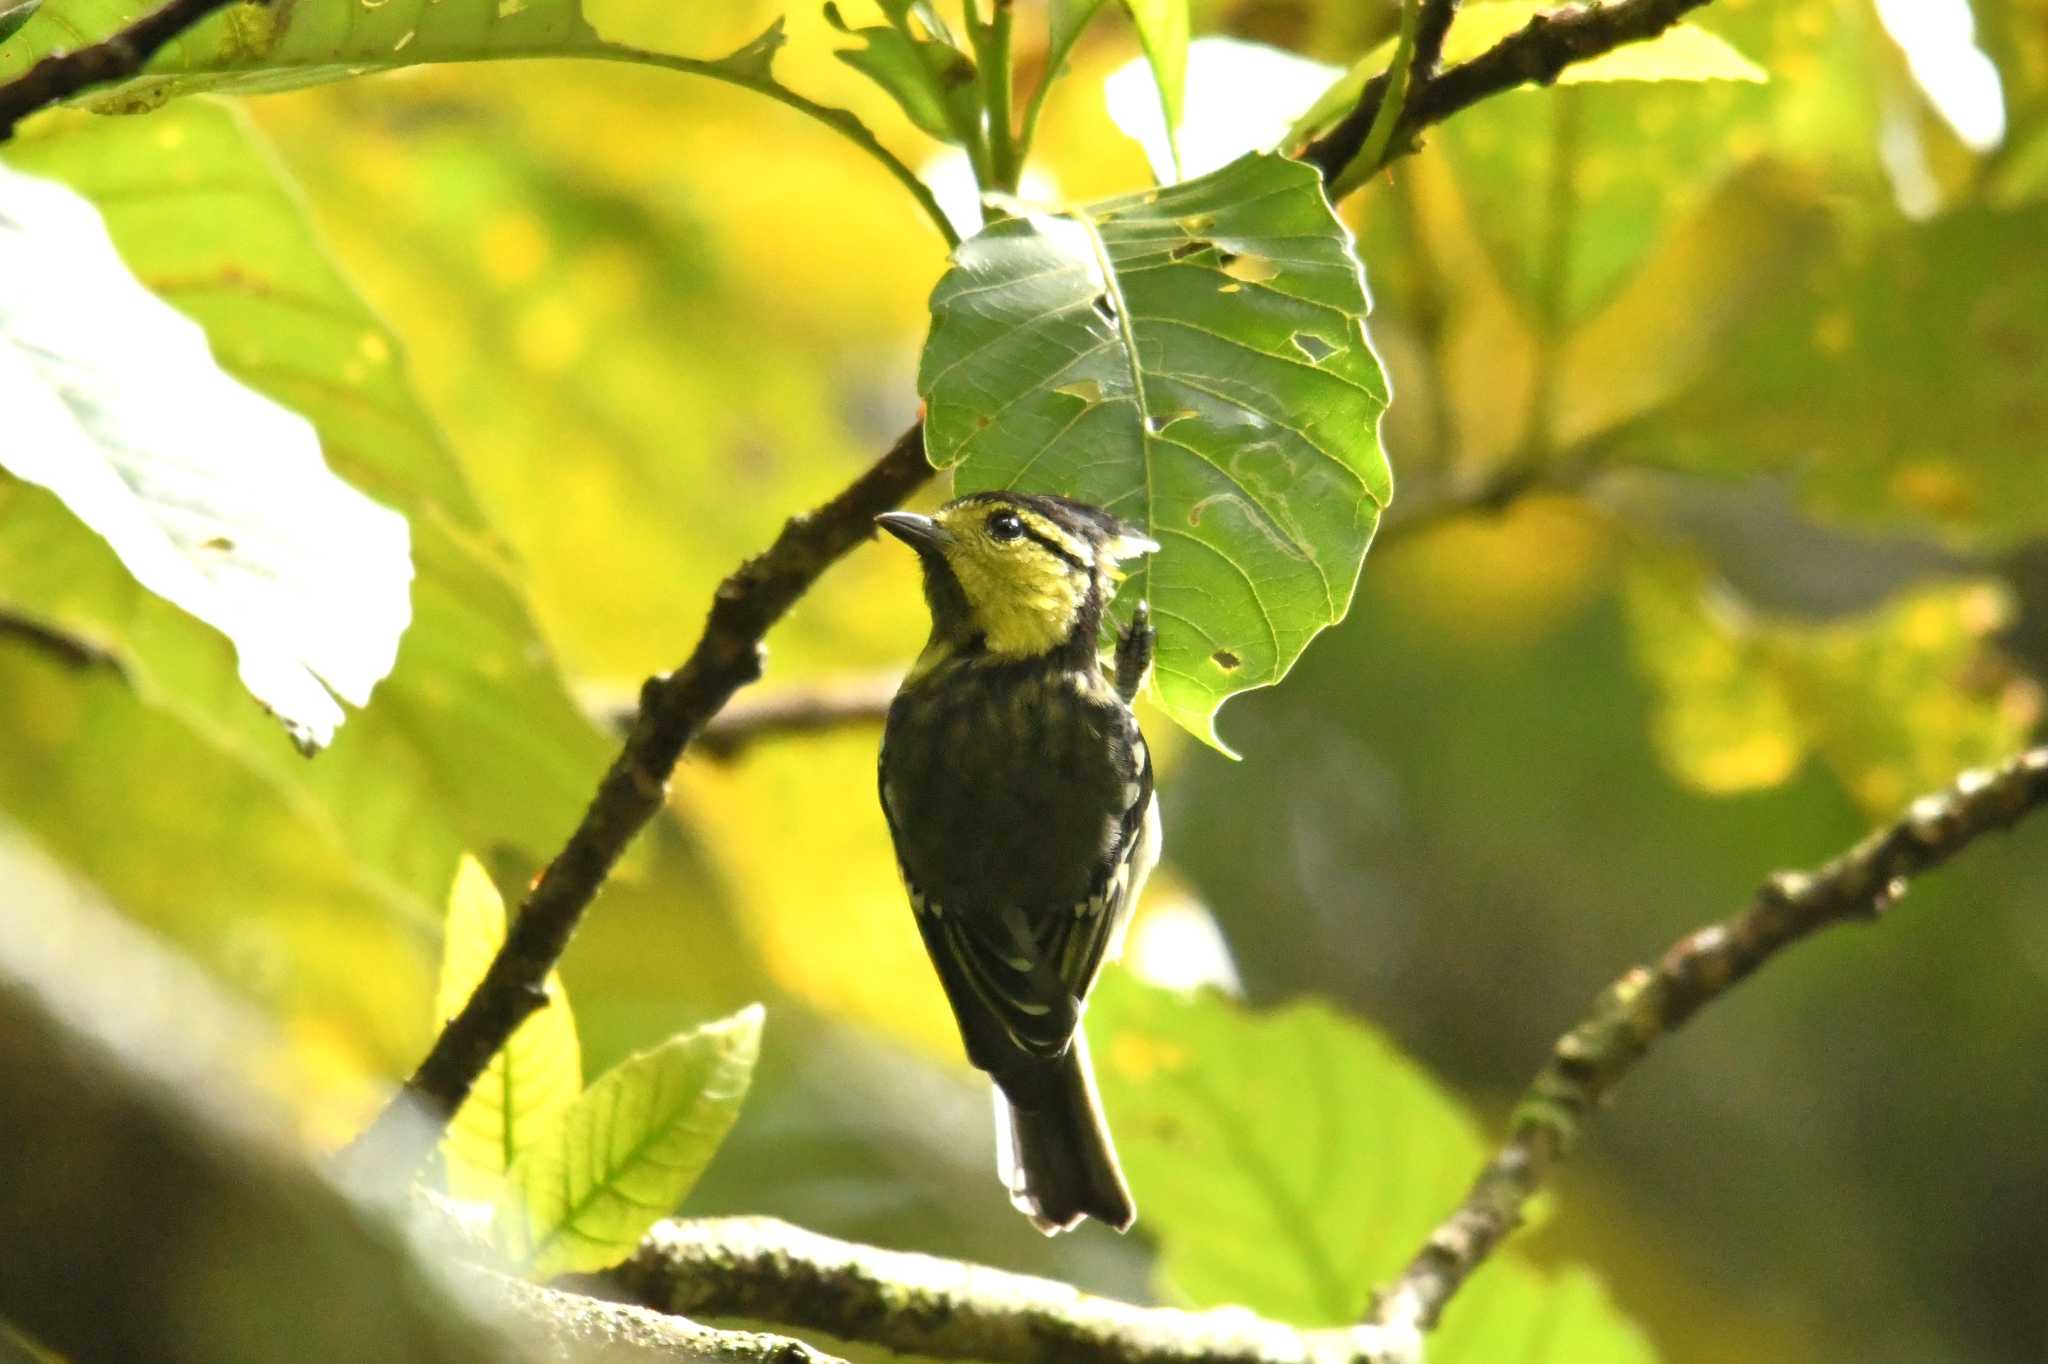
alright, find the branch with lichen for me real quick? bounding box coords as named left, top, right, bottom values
left=607, top=1216, right=1419, bottom=1364
left=1370, top=746, right=2048, bottom=1331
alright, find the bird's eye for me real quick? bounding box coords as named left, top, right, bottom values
left=986, top=510, right=1024, bottom=542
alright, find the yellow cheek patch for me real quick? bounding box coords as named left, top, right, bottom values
left=950, top=545, right=1085, bottom=656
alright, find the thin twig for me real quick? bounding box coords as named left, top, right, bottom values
left=338, top=425, right=933, bottom=1186
left=1301, top=0, right=1713, bottom=184
left=0, top=0, right=253, bottom=140
left=1372, top=747, right=2048, bottom=1331
left=691, top=674, right=898, bottom=761
left=610, top=1216, right=1420, bottom=1364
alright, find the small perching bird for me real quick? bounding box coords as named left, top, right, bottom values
left=875, top=491, right=1161, bottom=1233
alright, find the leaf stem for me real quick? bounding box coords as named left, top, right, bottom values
left=589, top=41, right=959, bottom=249
left=980, top=0, right=1019, bottom=192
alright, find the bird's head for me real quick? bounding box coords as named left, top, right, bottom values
left=877, top=492, right=1158, bottom=660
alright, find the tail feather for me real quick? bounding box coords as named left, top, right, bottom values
left=993, top=1032, right=1135, bottom=1234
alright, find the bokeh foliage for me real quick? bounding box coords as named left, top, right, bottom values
left=2, top=0, right=2046, bottom=1359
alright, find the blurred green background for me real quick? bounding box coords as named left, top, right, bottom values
left=3, top=0, right=2046, bottom=1359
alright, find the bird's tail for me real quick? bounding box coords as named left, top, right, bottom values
left=993, top=1031, right=1135, bottom=1234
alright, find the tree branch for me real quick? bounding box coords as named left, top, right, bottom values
left=608, top=1216, right=1420, bottom=1364
left=474, top=1272, right=850, bottom=1364
left=1371, top=746, right=2048, bottom=1331
left=1300, top=0, right=1713, bottom=185
left=339, top=424, right=934, bottom=1187
left=0, top=0, right=252, bottom=140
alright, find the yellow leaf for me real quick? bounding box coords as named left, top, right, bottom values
left=437, top=854, right=583, bottom=1199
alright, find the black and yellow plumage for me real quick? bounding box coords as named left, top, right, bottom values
left=875, top=491, right=1161, bottom=1233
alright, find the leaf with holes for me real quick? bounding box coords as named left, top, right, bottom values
left=493, top=1005, right=762, bottom=1279
left=0, top=155, right=411, bottom=753
left=919, top=152, right=1391, bottom=752
left=436, top=855, right=581, bottom=1200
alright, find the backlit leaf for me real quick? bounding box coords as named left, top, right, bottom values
left=0, top=157, right=411, bottom=753
left=1088, top=976, right=1484, bottom=1323
left=436, top=855, right=582, bottom=1200
left=1088, top=976, right=1654, bottom=1359
left=920, top=152, right=1391, bottom=753
left=494, top=1005, right=762, bottom=1279
left=1435, top=1258, right=1661, bottom=1364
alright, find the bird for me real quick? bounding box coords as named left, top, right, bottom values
left=874, top=490, right=1162, bottom=1234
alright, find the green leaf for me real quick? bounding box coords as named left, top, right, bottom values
left=1088, top=976, right=1485, bottom=1324
left=1623, top=553, right=2040, bottom=816
left=1, top=100, right=606, bottom=914
left=0, top=0, right=596, bottom=103
left=0, top=157, right=412, bottom=754
left=827, top=1, right=979, bottom=145
left=1435, top=1259, right=1661, bottom=1364
left=919, top=152, right=1392, bottom=753
left=1089, top=976, right=1656, bottom=1361
left=494, top=1004, right=763, bottom=1279
left=436, top=854, right=581, bottom=1201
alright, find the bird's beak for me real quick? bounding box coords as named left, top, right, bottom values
left=875, top=511, right=950, bottom=555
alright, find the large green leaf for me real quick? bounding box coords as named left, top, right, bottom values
left=436, top=855, right=582, bottom=1200
left=1623, top=553, right=2039, bottom=816
left=1435, top=1259, right=1661, bottom=1364
left=1088, top=976, right=1485, bottom=1324
left=494, top=1005, right=762, bottom=1279
left=1, top=101, right=605, bottom=914
left=0, top=158, right=411, bottom=753
left=1088, top=976, right=1656, bottom=1358
left=919, top=152, right=1391, bottom=752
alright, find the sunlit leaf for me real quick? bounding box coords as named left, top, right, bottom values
left=494, top=1004, right=762, bottom=1279
left=0, top=159, right=411, bottom=753
left=1435, top=1258, right=1661, bottom=1364
left=1088, top=975, right=1485, bottom=1323
left=436, top=854, right=582, bottom=1200
left=0, top=0, right=598, bottom=103
left=920, top=152, right=1391, bottom=753
left=1624, top=554, right=2040, bottom=815
left=1089, top=976, right=1653, bottom=1358
left=2, top=101, right=606, bottom=910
